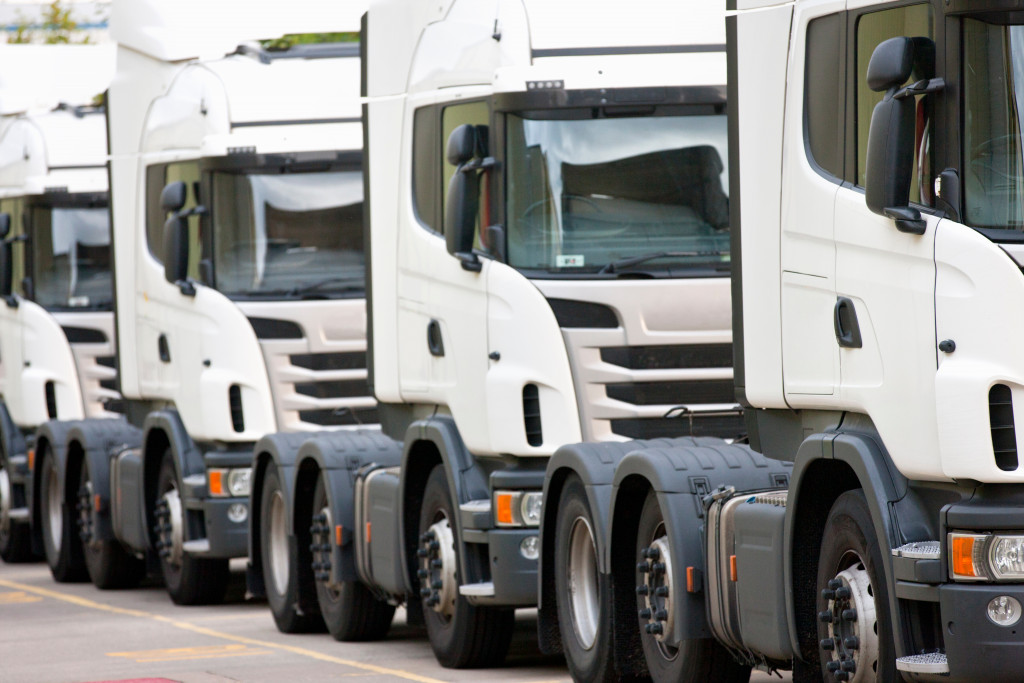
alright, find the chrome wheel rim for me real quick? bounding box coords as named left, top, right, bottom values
left=420, top=514, right=457, bottom=620
left=268, top=490, right=289, bottom=596
left=822, top=556, right=879, bottom=683
left=0, top=465, right=11, bottom=535
left=155, top=487, right=183, bottom=567
left=45, top=460, right=61, bottom=552
left=567, top=516, right=599, bottom=650
left=639, top=526, right=678, bottom=660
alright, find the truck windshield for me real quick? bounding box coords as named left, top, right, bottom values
left=211, top=170, right=364, bottom=298
left=32, top=206, right=112, bottom=310
left=505, top=112, right=729, bottom=276
left=963, top=19, right=1024, bottom=231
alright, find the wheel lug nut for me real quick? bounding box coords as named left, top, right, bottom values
left=645, top=623, right=663, bottom=635
left=835, top=587, right=851, bottom=599
left=637, top=563, right=650, bottom=573
left=417, top=569, right=429, bottom=579
left=431, top=580, right=443, bottom=590
left=655, top=586, right=669, bottom=597
left=842, top=608, right=857, bottom=622
left=420, top=588, right=431, bottom=597
left=655, top=609, right=668, bottom=621
left=835, top=673, right=849, bottom=682
left=822, top=589, right=835, bottom=600
left=428, top=541, right=439, bottom=550
left=840, top=661, right=856, bottom=673
left=820, top=638, right=835, bottom=651
left=417, top=548, right=428, bottom=557
left=828, top=579, right=843, bottom=590
left=826, top=661, right=840, bottom=672
left=652, top=562, right=666, bottom=572
left=636, top=585, right=649, bottom=596
left=819, top=611, right=833, bottom=623
left=431, top=559, right=443, bottom=568
left=639, top=608, right=651, bottom=619
left=844, top=636, right=859, bottom=650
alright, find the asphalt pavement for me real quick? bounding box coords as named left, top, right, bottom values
left=0, top=560, right=790, bottom=683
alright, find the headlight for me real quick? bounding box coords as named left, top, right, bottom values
left=208, top=467, right=252, bottom=498
left=227, top=468, right=252, bottom=497
left=949, top=532, right=1024, bottom=582
left=494, top=490, right=543, bottom=527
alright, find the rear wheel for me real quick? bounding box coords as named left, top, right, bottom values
left=816, top=490, right=895, bottom=683
left=153, top=449, right=229, bottom=605
left=312, top=474, right=394, bottom=640
left=39, top=446, right=87, bottom=582
left=261, top=463, right=324, bottom=633
left=79, top=458, right=146, bottom=589
left=636, top=489, right=749, bottom=683
left=0, top=457, right=33, bottom=562
left=554, top=475, right=615, bottom=682
left=419, top=465, right=514, bottom=668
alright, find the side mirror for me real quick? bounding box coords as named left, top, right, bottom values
left=160, top=181, right=187, bottom=213
left=0, top=241, right=11, bottom=298
left=864, top=36, right=944, bottom=235
left=446, top=124, right=478, bottom=166
left=0, top=213, right=10, bottom=240
left=444, top=124, right=492, bottom=271
left=162, top=215, right=191, bottom=291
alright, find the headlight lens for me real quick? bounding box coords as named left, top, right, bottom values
left=949, top=532, right=1024, bottom=582
left=494, top=490, right=543, bottom=527
left=990, top=536, right=1024, bottom=580
left=227, top=468, right=252, bottom=497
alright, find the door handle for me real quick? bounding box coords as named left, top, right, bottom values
left=427, top=319, right=445, bottom=357
left=833, top=297, right=862, bottom=349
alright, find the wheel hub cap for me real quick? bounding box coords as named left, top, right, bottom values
left=267, top=491, right=289, bottom=596
left=0, top=466, right=11, bottom=534
left=418, top=517, right=457, bottom=618
left=637, top=536, right=675, bottom=645
left=45, top=462, right=62, bottom=550
left=819, top=563, right=879, bottom=683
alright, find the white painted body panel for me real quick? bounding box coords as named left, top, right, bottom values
left=109, top=1, right=367, bottom=441
left=369, top=0, right=734, bottom=456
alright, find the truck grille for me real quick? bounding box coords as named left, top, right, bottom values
left=58, top=314, right=123, bottom=417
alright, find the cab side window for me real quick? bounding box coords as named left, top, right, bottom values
left=805, top=13, right=844, bottom=178
left=145, top=161, right=203, bottom=280
left=855, top=4, right=935, bottom=206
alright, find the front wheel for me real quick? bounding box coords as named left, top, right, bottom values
left=260, top=462, right=324, bottom=633
left=39, top=446, right=87, bottom=582
left=554, top=475, right=615, bottom=682
left=0, top=457, right=33, bottom=562
left=312, top=474, right=394, bottom=641
left=79, top=458, right=146, bottom=589
left=153, top=449, right=229, bottom=605
left=419, top=465, right=514, bottom=668
left=635, top=489, right=749, bottom=683
left=816, top=490, right=896, bottom=683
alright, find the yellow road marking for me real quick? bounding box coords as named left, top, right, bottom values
left=108, top=644, right=271, bottom=663
left=0, top=590, right=42, bottom=604
left=0, top=578, right=446, bottom=683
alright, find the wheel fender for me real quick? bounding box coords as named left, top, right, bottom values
left=64, top=418, right=142, bottom=543
left=611, top=441, right=794, bottom=644
left=143, top=410, right=203, bottom=482
left=784, top=428, right=911, bottom=662
left=249, top=431, right=311, bottom=594
left=295, top=429, right=403, bottom=585
left=397, top=416, right=489, bottom=594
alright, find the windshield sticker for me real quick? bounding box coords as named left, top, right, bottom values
left=556, top=254, right=585, bottom=267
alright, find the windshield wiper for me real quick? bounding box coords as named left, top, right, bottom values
left=287, top=277, right=365, bottom=297
left=598, top=250, right=728, bottom=274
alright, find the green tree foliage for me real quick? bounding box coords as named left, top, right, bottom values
left=261, top=32, right=359, bottom=50
left=7, top=1, right=94, bottom=44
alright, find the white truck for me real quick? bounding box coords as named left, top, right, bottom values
left=526, top=1, right=1024, bottom=682
left=27, top=0, right=374, bottom=603
left=0, top=44, right=117, bottom=568
left=249, top=0, right=789, bottom=671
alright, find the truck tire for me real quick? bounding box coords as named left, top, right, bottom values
left=260, top=462, right=325, bottom=633
left=39, top=444, right=87, bottom=582
left=554, top=474, right=616, bottom=682
left=79, top=458, right=146, bottom=589
left=154, top=449, right=229, bottom=605
left=419, top=465, right=514, bottom=668
left=816, top=490, right=896, bottom=683
left=0, top=457, right=33, bottom=562
left=312, top=475, right=394, bottom=640
left=636, top=489, right=748, bottom=683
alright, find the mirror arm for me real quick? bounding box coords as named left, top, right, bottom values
left=884, top=206, right=927, bottom=235
left=456, top=252, right=483, bottom=272
left=176, top=279, right=197, bottom=297
left=461, top=157, right=499, bottom=173
left=894, top=77, right=945, bottom=100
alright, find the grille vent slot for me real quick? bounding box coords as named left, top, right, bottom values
left=990, top=383, right=1018, bottom=471
left=523, top=384, right=543, bottom=446
left=229, top=384, right=245, bottom=433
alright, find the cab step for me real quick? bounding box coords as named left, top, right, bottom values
left=895, top=652, right=949, bottom=674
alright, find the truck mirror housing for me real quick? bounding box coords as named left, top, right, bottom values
left=0, top=212, right=10, bottom=240
left=0, top=241, right=11, bottom=298
left=160, top=181, right=187, bottom=213
left=445, top=166, right=480, bottom=256
left=162, top=214, right=189, bottom=286
left=865, top=37, right=916, bottom=219
left=446, top=124, right=478, bottom=166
